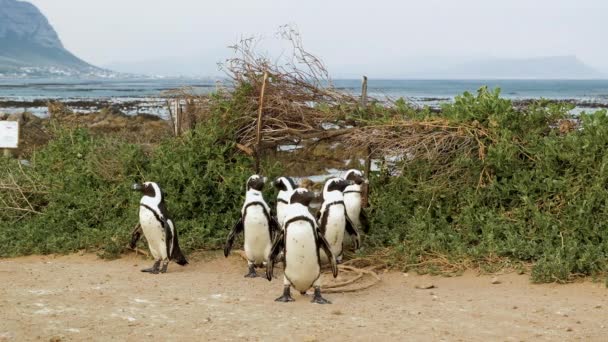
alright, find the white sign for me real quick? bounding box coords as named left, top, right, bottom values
left=0, top=121, right=19, bottom=149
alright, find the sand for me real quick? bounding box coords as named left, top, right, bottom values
left=1, top=252, right=607, bottom=341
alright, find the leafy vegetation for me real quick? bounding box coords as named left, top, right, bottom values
left=0, top=99, right=281, bottom=259
left=2, top=86, right=608, bottom=284
left=366, top=88, right=608, bottom=282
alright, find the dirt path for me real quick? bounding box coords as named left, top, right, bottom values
left=1, top=253, right=607, bottom=341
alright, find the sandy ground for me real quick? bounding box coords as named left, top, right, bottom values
left=1, top=253, right=607, bottom=342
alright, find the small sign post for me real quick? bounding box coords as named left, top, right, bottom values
left=0, top=121, right=19, bottom=157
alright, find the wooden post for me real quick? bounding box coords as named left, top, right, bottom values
left=361, top=75, right=368, bottom=107
left=362, top=144, right=372, bottom=208
left=254, top=71, right=269, bottom=174
left=174, top=100, right=181, bottom=136
left=361, top=76, right=370, bottom=207
left=166, top=100, right=176, bottom=135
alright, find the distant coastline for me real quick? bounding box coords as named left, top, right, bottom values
left=1, top=78, right=607, bottom=118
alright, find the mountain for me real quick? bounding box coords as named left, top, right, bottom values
left=417, top=56, right=604, bottom=79
left=0, top=0, right=114, bottom=77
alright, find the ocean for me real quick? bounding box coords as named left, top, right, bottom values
left=1, top=78, right=607, bottom=118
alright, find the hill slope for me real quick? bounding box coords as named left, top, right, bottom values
left=0, top=0, right=110, bottom=77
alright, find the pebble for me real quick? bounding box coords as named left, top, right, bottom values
left=415, top=284, right=435, bottom=290
left=491, top=277, right=501, bottom=284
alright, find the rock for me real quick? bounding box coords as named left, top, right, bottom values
left=415, top=284, right=435, bottom=290
left=331, top=310, right=343, bottom=315
left=566, top=327, right=573, bottom=332
left=491, top=277, right=501, bottom=284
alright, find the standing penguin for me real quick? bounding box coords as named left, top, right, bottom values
left=274, top=176, right=297, bottom=229
left=317, top=178, right=361, bottom=264
left=342, top=169, right=370, bottom=233
left=132, top=182, right=188, bottom=274
left=267, top=188, right=338, bottom=304
left=224, top=175, right=279, bottom=278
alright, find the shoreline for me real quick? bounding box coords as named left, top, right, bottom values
left=1, top=96, right=607, bottom=119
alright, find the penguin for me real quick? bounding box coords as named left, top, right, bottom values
left=224, top=175, right=279, bottom=278
left=266, top=188, right=338, bottom=304
left=274, top=176, right=297, bottom=229
left=131, top=182, right=188, bottom=274
left=317, top=178, right=361, bottom=264
left=342, top=169, right=370, bottom=234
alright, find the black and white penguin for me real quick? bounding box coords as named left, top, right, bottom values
left=267, top=188, right=338, bottom=304
left=317, top=177, right=361, bottom=264
left=342, top=169, right=370, bottom=233
left=131, top=182, right=188, bottom=274
left=274, top=176, right=297, bottom=229
left=224, top=175, right=279, bottom=277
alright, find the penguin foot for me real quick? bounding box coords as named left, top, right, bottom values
left=311, top=287, right=331, bottom=304
left=141, top=260, right=160, bottom=274
left=275, top=286, right=295, bottom=303
left=244, top=265, right=258, bottom=278
left=275, top=294, right=295, bottom=302
left=159, top=260, right=169, bottom=274
left=311, top=296, right=331, bottom=304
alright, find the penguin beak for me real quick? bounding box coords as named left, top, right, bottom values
left=132, top=183, right=144, bottom=192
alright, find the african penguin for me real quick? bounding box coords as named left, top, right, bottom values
left=132, top=182, right=188, bottom=274
left=224, top=175, right=279, bottom=278
left=267, top=188, right=338, bottom=304
left=342, top=169, right=370, bottom=234
left=274, top=176, right=297, bottom=229
left=317, top=178, right=361, bottom=264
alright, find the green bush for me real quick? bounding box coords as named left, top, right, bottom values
left=367, top=88, right=608, bottom=282
left=0, top=127, right=146, bottom=257
left=3, top=86, right=608, bottom=284
left=0, top=115, right=281, bottom=258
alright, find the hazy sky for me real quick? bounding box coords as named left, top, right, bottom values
left=28, top=0, right=608, bottom=77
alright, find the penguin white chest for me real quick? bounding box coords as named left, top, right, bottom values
left=276, top=202, right=288, bottom=228
left=139, top=207, right=166, bottom=260
left=284, top=221, right=320, bottom=292
left=344, top=193, right=362, bottom=226
left=324, top=205, right=347, bottom=255
left=243, top=205, right=271, bottom=265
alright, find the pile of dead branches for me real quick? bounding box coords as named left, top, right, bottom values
left=0, top=162, right=48, bottom=221
left=220, top=25, right=362, bottom=149
left=341, top=118, right=491, bottom=167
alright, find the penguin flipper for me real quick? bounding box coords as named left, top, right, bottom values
left=317, top=230, right=338, bottom=278
left=270, top=216, right=281, bottom=239
left=316, top=209, right=327, bottom=234
left=162, top=218, right=174, bottom=260
left=129, top=224, right=143, bottom=249
left=266, top=230, right=285, bottom=281
left=345, top=213, right=361, bottom=250
left=359, top=210, right=370, bottom=234
left=167, top=220, right=188, bottom=265
left=224, top=218, right=244, bottom=257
